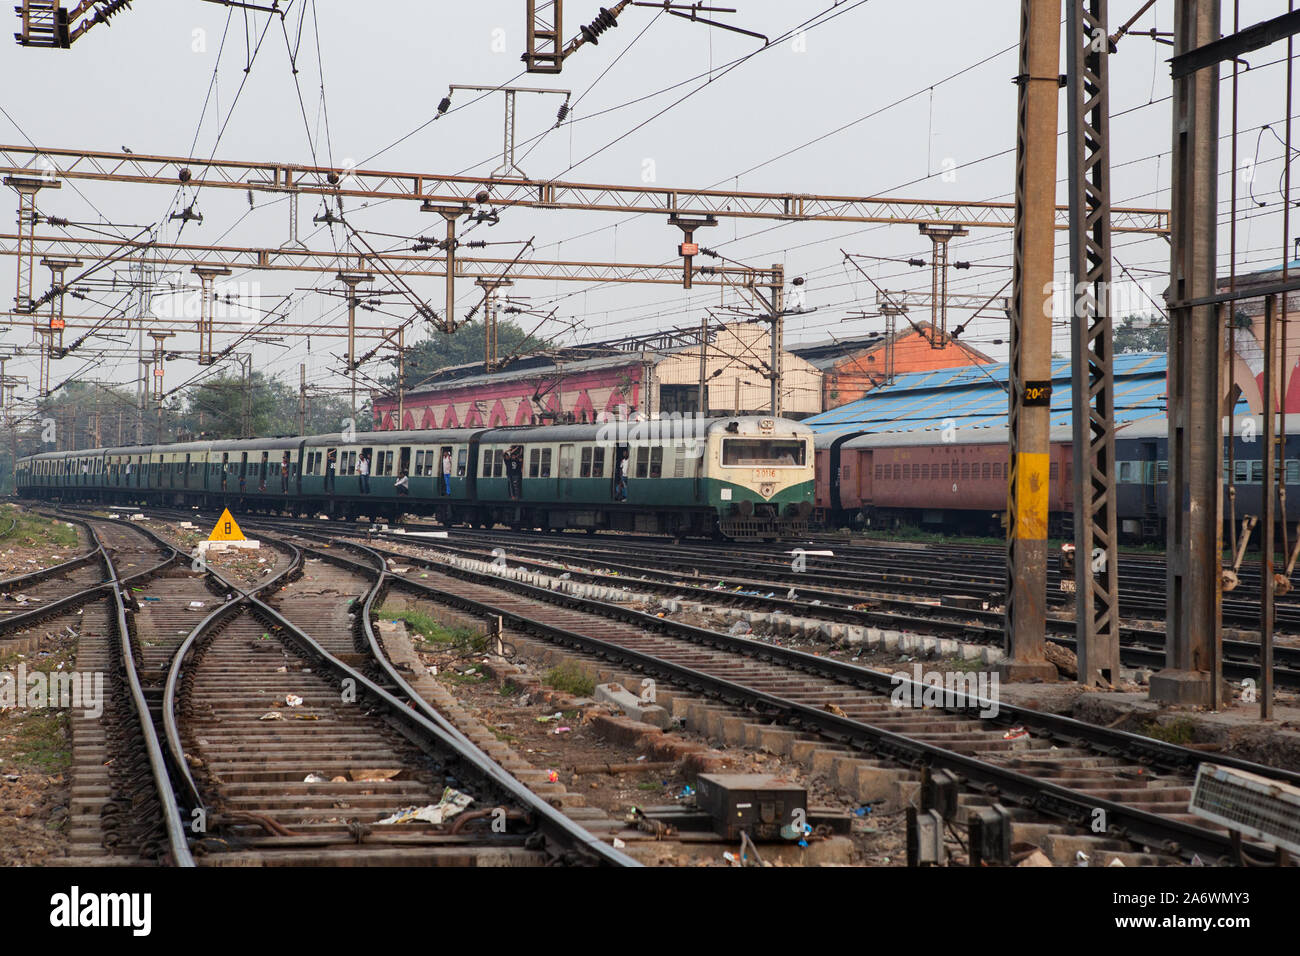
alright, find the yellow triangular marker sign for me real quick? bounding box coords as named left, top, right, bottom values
left=209, top=508, right=246, bottom=542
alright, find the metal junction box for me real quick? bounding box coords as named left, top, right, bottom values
left=695, top=773, right=807, bottom=841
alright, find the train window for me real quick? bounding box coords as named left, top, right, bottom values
left=558, top=445, right=575, bottom=479
left=580, top=447, right=594, bottom=478
left=1288, top=460, right=1300, bottom=484
left=993, top=462, right=1002, bottom=480
left=893, top=464, right=901, bottom=480
left=721, top=439, right=806, bottom=467
left=457, top=449, right=467, bottom=477
left=942, top=463, right=951, bottom=479
left=1049, top=462, right=1058, bottom=480
left=1157, top=461, right=1170, bottom=483
left=493, top=449, right=505, bottom=477
left=592, top=447, right=605, bottom=478
left=1118, top=461, right=1134, bottom=483
left=921, top=464, right=929, bottom=480
left=648, top=446, right=664, bottom=479
left=1234, top=460, right=1248, bottom=483
left=1250, top=460, right=1264, bottom=482
left=530, top=448, right=554, bottom=478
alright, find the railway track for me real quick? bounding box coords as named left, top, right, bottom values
left=242, top=516, right=1299, bottom=865
left=225, top=517, right=1300, bottom=689
left=0, top=512, right=192, bottom=865
left=48, top=507, right=634, bottom=867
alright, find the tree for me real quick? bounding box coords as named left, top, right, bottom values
left=176, top=371, right=371, bottom=439
left=1112, top=315, right=1169, bottom=354
left=392, top=318, right=536, bottom=388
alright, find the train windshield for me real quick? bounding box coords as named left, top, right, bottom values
left=721, top=439, right=807, bottom=467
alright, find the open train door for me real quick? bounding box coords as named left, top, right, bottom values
left=611, top=442, right=628, bottom=501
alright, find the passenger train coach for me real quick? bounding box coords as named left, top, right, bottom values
left=814, top=415, right=1300, bottom=542
left=16, top=416, right=815, bottom=540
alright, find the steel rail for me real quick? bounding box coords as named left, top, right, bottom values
left=163, top=518, right=637, bottom=866
left=278, top=523, right=1298, bottom=864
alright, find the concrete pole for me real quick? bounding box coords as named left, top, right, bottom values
left=1151, top=0, right=1224, bottom=709
left=1002, top=0, right=1062, bottom=682
left=770, top=264, right=785, bottom=417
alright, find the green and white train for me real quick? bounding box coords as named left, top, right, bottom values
left=16, top=416, right=815, bottom=539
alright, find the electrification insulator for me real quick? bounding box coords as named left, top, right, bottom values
left=907, top=258, right=924, bottom=267
left=580, top=7, right=619, bottom=45
left=178, top=167, right=192, bottom=183
left=466, top=240, right=487, bottom=248
left=954, top=261, right=971, bottom=270
left=91, top=0, right=133, bottom=26
left=437, top=96, right=451, bottom=115
left=475, top=189, right=491, bottom=204
left=556, top=102, right=571, bottom=124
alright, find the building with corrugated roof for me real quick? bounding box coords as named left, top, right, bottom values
left=803, top=351, right=1172, bottom=437
left=790, top=322, right=994, bottom=410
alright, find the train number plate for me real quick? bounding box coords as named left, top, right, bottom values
left=1059, top=579, right=1076, bottom=593
left=753, top=469, right=777, bottom=481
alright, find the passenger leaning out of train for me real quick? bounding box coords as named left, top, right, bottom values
left=442, top=450, right=453, bottom=496
left=358, top=452, right=371, bottom=494
left=395, top=469, right=410, bottom=496
left=325, top=448, right=337, bottom=493
left=506, top=447, right=523, bottom=500
left=280, top=452, right=290, bottom=493
left=616, top=453, right=629, bottom=501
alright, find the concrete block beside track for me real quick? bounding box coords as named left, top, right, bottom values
left=758, top=726, right=799, bottom=754
left=593, top=682, right=671, bottom=729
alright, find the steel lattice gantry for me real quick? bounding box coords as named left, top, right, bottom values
left=0, top=144, right=1171, bottom=233
left=1066, top=0, right=1121, bottom=687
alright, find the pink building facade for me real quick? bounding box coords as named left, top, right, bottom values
left=373, top=357, right=647, bottom=431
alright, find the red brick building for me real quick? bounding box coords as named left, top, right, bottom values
left=790, top=322, right=994, bottom=411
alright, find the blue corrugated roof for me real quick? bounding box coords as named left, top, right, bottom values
left=804, top=351, right=1171, bottom=436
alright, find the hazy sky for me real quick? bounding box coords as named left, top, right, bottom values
left=0, top=0, right=1296, bottom=406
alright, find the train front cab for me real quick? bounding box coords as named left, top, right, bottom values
left=707, top=418, right=814, bottom=539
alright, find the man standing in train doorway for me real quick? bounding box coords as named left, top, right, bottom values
left=325, top=448, right=337, bottom=493
left=616, top=451, right=629, bottom=501
left=442, top=449, right=453, bottom=496
left=506, top=446, right=523, bottom=500
left=358, top=451, right=371, bottom=494
left=280, top=452, right=290, bottom=493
